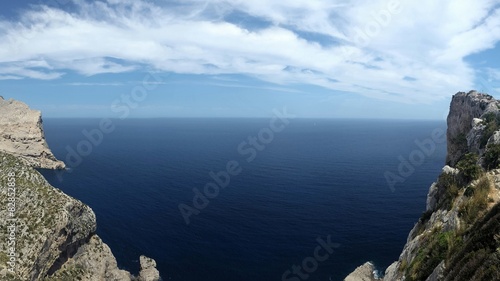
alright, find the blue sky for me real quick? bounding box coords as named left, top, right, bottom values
left=0, top=0, right=500, bottom=119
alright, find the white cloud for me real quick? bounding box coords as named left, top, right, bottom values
left=66, top=82, right=125, bottom=86
left=0, top=0, right=499, bottom=103
left=58, top=58, right=137, bottom=76
left=0, top=75, right=23, bottom=80
left=0, top=61, right=64, bottom=80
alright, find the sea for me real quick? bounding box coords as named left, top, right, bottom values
left=39, top=118, right=447, bottom=281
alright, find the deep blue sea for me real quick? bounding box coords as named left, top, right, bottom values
left=39, top=118, right=446, bottom=281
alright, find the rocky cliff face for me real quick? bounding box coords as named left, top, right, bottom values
left=0, top=97, right=65, bottom=170
left=445, top=91, right=500, bottom=166
left=345, top=262, right=377, bottom=281
left=345, top=91, right=500, bottom=281
left=0, top=98, right=160, bottom=280
left=0, top=152, right=134, bottom=280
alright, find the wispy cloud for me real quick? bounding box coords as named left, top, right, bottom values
left=0, top=75, right=23, bottom=80
left=0, top=0, right=499, bottom=103
left=65, top=80, right=167, bottom=86
left=0, top=60, right=64, bottom=80
left=66, top=82, right=125, bottom=86
left=206, top=81, right=304, bottom=93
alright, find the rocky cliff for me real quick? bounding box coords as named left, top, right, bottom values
left=345, top=262, right=378, bottom=281
left=0, top=97, right=65, bottom=170
left=445, top=92, right=500, bottom=166
left=0, top=98, right=160, bottom=280
left=345, top=91, right=500, bottom=281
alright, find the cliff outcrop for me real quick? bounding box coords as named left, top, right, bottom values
left=0, top=98, right=160, bottom=280
left=446, top=91, right=500, bottom=166
left=0, top=152, right=134, bottom=280
left=0, top=97, right=65, bottom=170
left=345, top=91, right=500, bottom=281
left=345, top=262, right=377, bottom=281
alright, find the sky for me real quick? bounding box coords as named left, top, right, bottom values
left=0, top=0, right=500, bottom=119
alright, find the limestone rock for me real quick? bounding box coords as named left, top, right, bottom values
left=466, top=117, right=486, bottom=153
left=0, top=152, right=132, bottom=281
left=345, top=91, right=500, bottom=281
left=441, top=165, right=459, bottom=175
left=487, top=130, right=500, bottom=146
left=0, top=97, right=159, bottom=281
left=446, top=91, right=499, bottom=166
left=427, top=166, right=459, bottom=212
left=425, top=261, right=445, bottom=281
left=426, top=182, right=439, bottom=212
left=139, top=256, right=160, bottom=281
left=0, top=97, right=65, bottom=169
left=344, top=262, right=377, bottom=281
left=383, top=262, right=401, bottom=281
left=45, top=235, right=132, bottom=281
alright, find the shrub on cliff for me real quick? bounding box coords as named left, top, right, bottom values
left=483, top=143, right=500, bottom=170
left=451, top=132, right=468, bottom=157
left=456, top=153, right=482, bottom=184
left=405, top=229, right=456, bottom=281
left=458, top=176, right=490, bottom=226
left=434, top=171, right=459, bottom=211
left=480, top=112, right=500, bottom=148
left=445, top=203, right=500, bottom=281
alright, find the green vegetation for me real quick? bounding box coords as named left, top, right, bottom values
left=419, top=209, right=433, bottom=224
left=484, top=143, right=500, bottom=170
left=0, top=252, right=8, bottom=265
left=405, top=174, right=495, bottom=281
left=405, top=229, right=461, bottom=281
left=5, top=273, right=24, bottom=281
left=456, top=153, right=482, bottom=184
left=480, top=112, right=500, bottom=148
left=43, top=264, right=87, bottom=281
left=445, top=203, right=500, bottom=281
left=436, top=172, right=460, bottom=211
left=0, top=152, right=86, bottom=280
left=458, top=176, right=491, bottom=226
left=452, top=132, right=468, bottom=156
left=413, top=171, right=461, bottom=237
left=412, top=171, right=461, bottom=238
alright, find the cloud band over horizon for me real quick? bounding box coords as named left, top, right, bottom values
left=1, top=0, right=500, bottom=104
